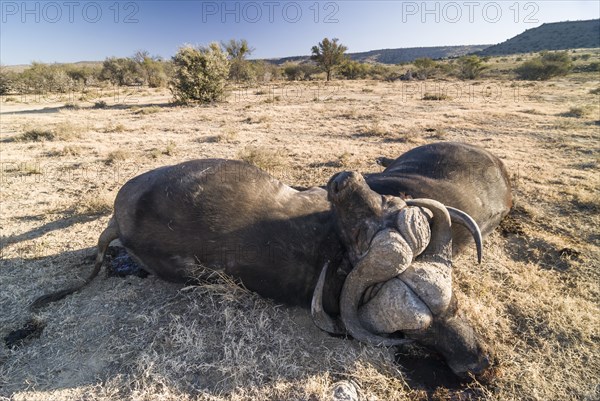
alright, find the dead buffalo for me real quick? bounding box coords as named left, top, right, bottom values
left=32, top=142, right=511, bottom=380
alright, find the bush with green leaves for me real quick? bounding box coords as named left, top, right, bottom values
left=19, top=62, right=74, bottom=93
left=170, top=44, right=230, bottom=104
left=132, top=51, right=169, bottom=88
left=0, top=66, right=18, bottom=95
left=367, top=64, right=399, bottom=81
left=457, top=55, right=487, bottom=80
left=101, top=57, right=144, bottom=86
left=515, top=51, right=573, bottom=80
left=249, top=60, right=281, bottom=82
left=413, top=58, right=438, bottom=79
left=282, top=63, right=320, bottom=81
left=338, top=60, right=370, bottom=80
left=64, top=64, right=102, bottom=86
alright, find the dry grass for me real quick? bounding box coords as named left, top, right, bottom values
left=132, top=105, right=162, bottom=115
left=237, top=146, right=285, bottom=172
left=422, top=93, right=450, bottom=101
left=16, top=122, right=84, bottom=142
left=103, top=123, right=127, bottom=133
left=76, top=194, right=113, bottom=216
left=559, top=106, right=592, bottom=118
left=1, top=69, right=599, bottom=401
left=216, top=128, right=239, bottom=143
left=105, top=149, right=130, bottom=165
left=46, top=145, right=84, bottom=157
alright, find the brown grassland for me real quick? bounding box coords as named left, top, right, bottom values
left=0, top=55, right=599, bottom=400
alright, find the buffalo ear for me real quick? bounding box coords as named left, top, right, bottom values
left=396, top=207, right=431, bottom=258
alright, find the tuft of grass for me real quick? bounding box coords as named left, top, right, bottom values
left=149, top=141, right=176, bottom=159
left=426, top=127, right=448, bottom=139
left=105, top=150, right=130, bottom=165
left=47, top=145, right=83, bottom=157
left=17, top=128, right=55, bottom=141
left=216, top=128, right=239, bottom=143
left=16, top=122, right=83, bottom=142
left=337, top=152, right=352, bottom=167
left=133, top=106, right=161, bottom=115
left=264, top=96, right=280, bottom=104
left=237, top=146, right=284, bottom=171
left=552, top=118, right=580, bottom=130
left=19, top=163, right=42, bottom=175
left=358, top=121, right=389, bottom=138
left=560, top=106, right=590, bottom=118
left=104, top=123, right=127, bottom=133
left=422, top=93, right=450, bottom=101
left=520, top=109, right=544, bottom=115
left=63, top=102, right=81, bottom=110
left=54, top=121, right=84, bottom=139
left=76, top=194, right=113, bottom=215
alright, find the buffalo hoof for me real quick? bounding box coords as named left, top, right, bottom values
left=105, top=246, right=148, bottom=278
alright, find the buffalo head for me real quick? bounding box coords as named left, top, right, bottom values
left=313, top=171, right=490, bottom=379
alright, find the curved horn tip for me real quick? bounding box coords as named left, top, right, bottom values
left=446, top=206, right=483, bottom=264
left=311, top=262, right=345, bottom=335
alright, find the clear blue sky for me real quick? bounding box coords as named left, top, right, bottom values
left=1, top=1, right=598, bottom=65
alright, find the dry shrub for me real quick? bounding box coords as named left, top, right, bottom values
left=237, top=146, right=284, bottom=171
left=17, top=122, right=83, bottom=141
left=103, top=123, right=127, bottom=133
left=15, top=163, right=42, bottom=175
left=47, top=145, right=83, bottom=157
left=149, top=141, right=176, bottom=158
left=105, top=149, right=129, bottom=165
left=133, top=106, right=162, bottom=115
left=560, top=106, right=590, bottom=118
left=63, top=102, right=81, bottom=110
left=217, top=128, right=239, bottom=143
left=358, top=120, right=390, bottom=138
left=76, top=193, right=113, bottom=215
left=422, top=93, right=450, bottom=101
left=17, top=127, right=55, bottom=141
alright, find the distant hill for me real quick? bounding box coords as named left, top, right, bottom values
left=478, top=19, right=600, bottom=56
left=269, top=45, right=490, bottom=65
left=348, top=45, right=491, bottom=63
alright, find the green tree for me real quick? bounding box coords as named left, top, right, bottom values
left=0, top=66, right=17, bottom=95
left=249, top=60, right=281, bottom=82
left=311, top=38, right=348, bottom=81
left=169, top=43, right=230, bottom=104
left=133, top=51, right=168, bottom=88
left=64, top=64, right=101, bottom=86
left=222, top=39, right=254, bottom=82
left=100, top=57, right=144, bottom=86
left=515, top=51, right=573, bottom=80
left=413, top=58, right=437, bottom=79
left=457, top=55, right=487, bottom=80
left=20, top=62, right=73, bottom=92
